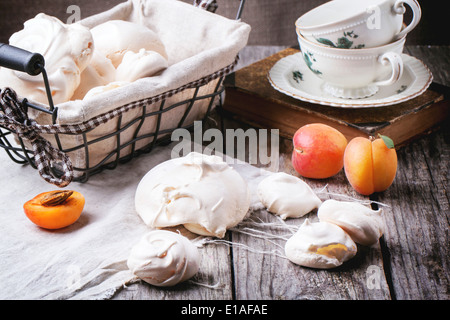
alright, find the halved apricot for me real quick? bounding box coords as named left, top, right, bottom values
left=23, top=190, right=85, bottom=229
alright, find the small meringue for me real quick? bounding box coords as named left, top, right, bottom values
left=127, top=230, right=200, bottom=287
left=318, top=199, right=384, bottom=246
left=257, top=172, right=322, bottom=219
left=285, top=219, right=357, bottom=269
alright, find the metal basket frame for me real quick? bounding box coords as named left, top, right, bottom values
left=0, top=0, right=246, bottom=184
left=0, top=75, right=226, bottom=182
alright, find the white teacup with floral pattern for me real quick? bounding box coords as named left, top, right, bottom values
left=296, top=0, right=421, bottom=49
left=297, top=32, right=405, bottom=99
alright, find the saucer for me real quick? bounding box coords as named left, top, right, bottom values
left=268, top=52, right=433, bottom=108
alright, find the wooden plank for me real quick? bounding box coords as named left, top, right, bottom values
left=376, top=127, right=449, bottom=300
left=375, top=46, right=450, bottom=300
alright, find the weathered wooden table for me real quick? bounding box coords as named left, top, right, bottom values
left=112, top=45, right=449, bottom=301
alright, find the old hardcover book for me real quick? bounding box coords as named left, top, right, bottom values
left=222, top=48, right=450, bottom=147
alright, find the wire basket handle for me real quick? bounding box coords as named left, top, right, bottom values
left=0, top=43, right=44, bottom=76
left=0, top=43, right=55, bottom=111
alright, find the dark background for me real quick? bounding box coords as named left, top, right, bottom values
left=0, top=0, right=448, bottom=46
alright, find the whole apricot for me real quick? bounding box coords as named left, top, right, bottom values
left=24, top=190, right=85, bottom=229
left=292, top=123, right=348, bottom=179
left=344, top=136, right=397, bottom=195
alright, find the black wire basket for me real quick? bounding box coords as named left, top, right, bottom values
left=0, top=0, right=247, bottom=187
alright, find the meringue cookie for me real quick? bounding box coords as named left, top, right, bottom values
left=71, top=50, right=116, bottom=100
left=90, top=20, right=168, bottom=68
left=127, top=230, right=200, bottom=287
left=285, top=219, right=357, bottom=269
left=135, top=152, right=250, bottom=238
left=0, top=13, right=94, bottom=104
left=318, top=199, right=384, bottom=246
left=257, top=172, right=322, bottom=219
left=115, top=49, right=168, bottom=82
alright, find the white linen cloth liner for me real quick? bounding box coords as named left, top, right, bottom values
left=0, top=142, right=271, bottom=300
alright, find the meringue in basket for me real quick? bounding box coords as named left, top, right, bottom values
left=0, top=13, right=93, bottom=104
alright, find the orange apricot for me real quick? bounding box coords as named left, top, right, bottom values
left=24, top=190, right=85, bottom=229
left=292, top=123, right=348, bottom=179
left=344, top=136, right=397, bottom=195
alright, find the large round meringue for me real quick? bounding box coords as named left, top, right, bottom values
left=0, top=13, right=93, bottom=104
left=285, top=219, right=357, bottom=269
left=135, top=152, right=251, bottom=238
left=318, top=199, right=384, bottom=246
left=257, top=172, right=322, bottom=219
left=127, top=230, right=200, bottom=287
left=90, top=20, right=168, bottom=68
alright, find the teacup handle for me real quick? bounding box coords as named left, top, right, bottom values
left=393, top=0, right=422, bottom=39
left=374, top=52, right=403, bottom=87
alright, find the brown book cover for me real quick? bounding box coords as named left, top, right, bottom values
left=222, top=48, right=450, bottom=147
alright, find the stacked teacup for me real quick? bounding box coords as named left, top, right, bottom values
left=295, top=0, right=422, bottom=99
